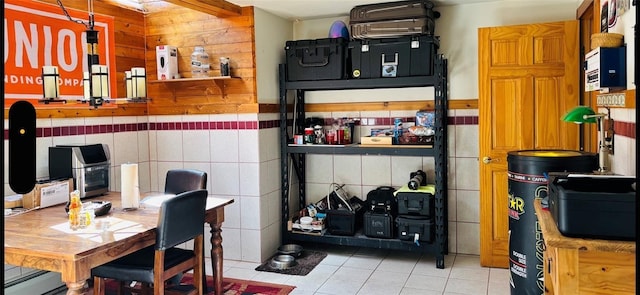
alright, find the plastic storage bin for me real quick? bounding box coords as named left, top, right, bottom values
left=349, top=35, right=438, bottom=79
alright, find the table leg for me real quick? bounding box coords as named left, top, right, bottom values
left=65, top=281, right=86, bottom=295
left=209, top=223, right=224, bottom=295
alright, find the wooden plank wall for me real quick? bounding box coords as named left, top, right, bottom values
left=143, top=3, right=257, bottom=115
left=12, top=0, right=258, bottom=118
left=20, top=0, right=148, bottom=118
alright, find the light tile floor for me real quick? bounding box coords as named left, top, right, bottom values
left=48, top=244, right=510, bottom=295
left=215, top=243, right=511, bottom=295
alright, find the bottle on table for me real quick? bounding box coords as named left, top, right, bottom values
left=68, top=190, right=83, bottom=230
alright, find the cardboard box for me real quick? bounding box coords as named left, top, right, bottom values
left=22, top=178, right=74, bottom=209
left=156, top=45, right=178, bottom=80
left=361, top=136, right=393, bottom=145
left=4, top=194, right=23, bottom=208
left=370, top=128, right=393, bottom=137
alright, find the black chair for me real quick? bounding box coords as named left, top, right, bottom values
left=163, top=169, right=208, bottom=289
left=92, top=189, right=208, bottom=295
left=165, top=169, right=207, bottom=195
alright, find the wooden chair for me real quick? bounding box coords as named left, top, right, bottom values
left=92, top=189, right=208, bottom=295
left=165, top=169, right=207, bottom=195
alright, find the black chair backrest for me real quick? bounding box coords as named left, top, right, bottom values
left=164, top=169, right=207, bottom=195
left=156, top=189, right=208, bottom=250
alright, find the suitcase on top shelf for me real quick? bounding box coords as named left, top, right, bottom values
left=350, top=0, right=438, bottom=23
left=349, top=0, right=439, bottom=39
left=351, top=18, right=435, bottom=39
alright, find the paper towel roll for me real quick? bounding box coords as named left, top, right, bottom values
left=121, top=163, right=140, bottom=209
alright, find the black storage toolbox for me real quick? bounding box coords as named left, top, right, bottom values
left=396, top=215, right=433, bottom=242
left=548, top=173, right=636, bottom=240
left=285, top=38, right=348, bottom=81
left=363, top=211, right=395, bottom=238
left=325, top=197, right=366, bottom=236
left=349, top=35, right=439, bottom=79
left=395, top=184, right=435, bottom=216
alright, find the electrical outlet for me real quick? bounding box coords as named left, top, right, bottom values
left=596, top=93, right=626, bottom=107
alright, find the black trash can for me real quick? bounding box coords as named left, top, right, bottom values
left=507, top=150, right=597, bottom=295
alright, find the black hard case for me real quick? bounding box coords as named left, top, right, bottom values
left=396, top=215, right=433, bottom=242
left=285, top=38, right=348, bottom=81
left=396, top=190, right=434, bottom=216
left=548, top=173, right=636, bottom=240
left=363, top=211, right=395, bottom=238
left=349, top=35, right=439, bottom=79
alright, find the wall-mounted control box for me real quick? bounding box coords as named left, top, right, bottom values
left=584, top=47, right=626, bottom=92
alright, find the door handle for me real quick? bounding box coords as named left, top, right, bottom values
left=482, top=157, right=493, bottom=164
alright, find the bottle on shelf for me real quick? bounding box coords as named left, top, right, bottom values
left=393, top=118, right=403, bottom=144
left=190, top=46, right=210, bottom=78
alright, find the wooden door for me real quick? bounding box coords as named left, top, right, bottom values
left=478, top=21, right=580, bottom=268
left=579, top=0, right=599, bottom=153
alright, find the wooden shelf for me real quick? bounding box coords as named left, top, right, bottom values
left=286, top=144, right=434, bottom=156
left=149, top=76, right=240, bottom=99
left=149, top=76, right=237, bottom=83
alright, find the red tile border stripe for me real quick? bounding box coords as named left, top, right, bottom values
left=4, top=117, right=635, bottom=140
left=614, top=120, right=636, bottom=139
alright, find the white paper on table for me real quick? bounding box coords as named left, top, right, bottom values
left=140, top=194, right=176, bottom=208
left=50, top=217, right=139, bottom=234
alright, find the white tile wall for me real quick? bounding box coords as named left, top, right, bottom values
left=211, top=162, right=240, bottom=196
left=239, top=129, right=259, bottom=163
left=4, top=110, right=635, bottom=269
left=210, top=130, right=239, bottom=163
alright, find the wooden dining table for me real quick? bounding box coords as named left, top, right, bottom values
left=4, top=192, right=234, bottom=295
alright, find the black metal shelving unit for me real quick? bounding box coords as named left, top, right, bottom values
left=278, top=55, right=449, bottom=268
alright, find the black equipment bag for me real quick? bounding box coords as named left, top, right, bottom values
left=366, top=186, right=397, bottom=215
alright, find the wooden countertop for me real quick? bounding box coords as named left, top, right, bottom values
left=534, top=199, right=635, bottom=253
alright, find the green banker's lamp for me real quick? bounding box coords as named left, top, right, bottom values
left=562, top=106, right=614, bottom=174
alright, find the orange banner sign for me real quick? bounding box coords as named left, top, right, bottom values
left=4, top=0, right=117, bottom=102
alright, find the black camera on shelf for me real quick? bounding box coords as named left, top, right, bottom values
left=408, top=170, right=427, bottom=190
